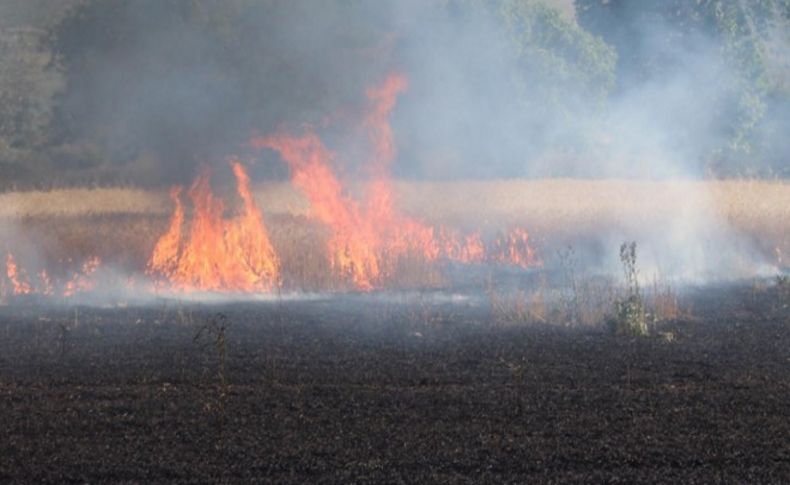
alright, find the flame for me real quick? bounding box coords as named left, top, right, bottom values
left=256, top=73, right=538, bottom=290
left=147, top=160, right=280, bottom=292
left=63, top=256, right=101, bottom=297
left=1, top=71, right=537, bottom=299
left=493, top=228, right=538, bottom=269
left=259, top=130, right=447, bottom=289
left=39, top=270, right=54, bottom=296
left=439, top=229, right=486, bottom=264
left=259, top=132, right=382, bottom=289
left=148, top=186, right=184, bottom=276
left=3, top=253, right=101, bottom=298
left=365, top=72, right=408, bottom=171
left=257, top=75, right=440, bottom=289
left=6, top=253, right=31, bottom=295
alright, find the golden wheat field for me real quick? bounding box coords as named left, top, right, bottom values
left=2, top=179, right=789, bottom=234
left=1, top=179, right=789, bottom=276
left=2, top=179, right=788, bottom=220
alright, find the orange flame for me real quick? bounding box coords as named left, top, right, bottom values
left=147, top=160, right=280, bottom=292
left=255, top=75, right=424, bottom=289
left=4, top=253, right=102, bottom=298
left=439, top=229, right=486, bottom=264
left=493, top=228, right=538, bottom=269
left=256, top=73, right=537, bottom=290
left=149, top=186, right=184, bottom=277
left=365, top=72, right=408, bottom=171
left=6, top=253, right=32, bottom=295
left=259, top=127, right=446, bottom=289
left=63, top=256, right=101, bottom=297
left=259, top=132, right=382, bottom=289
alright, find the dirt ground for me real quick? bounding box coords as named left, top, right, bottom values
left=0, top=285, right=789, bottom=483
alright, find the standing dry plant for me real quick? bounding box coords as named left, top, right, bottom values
left=557, top=245, right=581, bottom=325
left=610, top=242, right=648, bottom=336
left=650, top=274, right=679, bottom=323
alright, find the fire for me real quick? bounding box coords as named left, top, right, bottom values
left=3, top=253, right=102, bottom=298
left=63, top=256, right=102, bottom=297
left=258, top=73, right=445, bottom=289
left=256, top=73, right=538, bottom=290
left=6, top=253, right=31, bottom=295
left=258, top=132, right=384, bottom=289
left=148, top=186, right=184, bottom=277
left=2, top=71, right=537, bottom=299
left=439, top=229, right=486, bottom=264
left=147, top=159, right=281, bottom=292
left=493, top=228, right=538, bottom=269
left=39, top=270, right=53, bottom=296
left=365, top=72, right=408, bottom=171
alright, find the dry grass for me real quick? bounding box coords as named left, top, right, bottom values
left=0, top=182, right=308, bottom=218
left=1, top=179, right=787, bottom=289
left=395, top=179, right=790, bottom=235
left=0, top=187, right=171, bottom=217
left=396, top=179, right=790, bottom=270
left=3, top=178, right=787, bottom=240
left=649, top=275, right=681, bottom=323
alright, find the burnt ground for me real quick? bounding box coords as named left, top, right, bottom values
left=0, top=286, right=789, bottom=484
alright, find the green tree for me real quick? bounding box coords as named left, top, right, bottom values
left=702, top=0, right=790, bottom=174
left=576, top=0, right=790, bottom=176
left=500, top=0, right=616, bottom=112
left=0, top=27, right=64, bottom=160
left=437, top=0, right=617, bottom=173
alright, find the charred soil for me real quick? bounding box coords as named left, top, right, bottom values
left=0, top=286, right=789, bottom=483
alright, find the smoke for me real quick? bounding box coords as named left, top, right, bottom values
left=376, top=1, right=783, bottom=281
left=2, top=0, right=786, bottom=292
left=45, top=1, right=788, bottom=180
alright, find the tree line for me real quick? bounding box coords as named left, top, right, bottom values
left=0, top=0, right=787, bottom=187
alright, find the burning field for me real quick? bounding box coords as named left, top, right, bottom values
left=2, top=64, right=788, bottom=301
left=1, top=74, right=544, bottom=301
left=1, top=75, right=789, bottom=481
left=2, top=1, right=790, bottom=479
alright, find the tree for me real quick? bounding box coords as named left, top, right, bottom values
left=575, top=0, right=790, bottom=176
left=500, top=0, right=616, bottom=116
left=0, top=27, right=64, bottom=160
left=395, top=0, right=617, bottom=177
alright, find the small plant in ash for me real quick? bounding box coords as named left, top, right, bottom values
left=610, top=241, right=648, bottom=336
left=56, top=308, right=80, bottom=361
left=773, top=274, right=790, bottom=316
left=776, top=275, right=790, bottom=301
left=557, top=245, right=581, bottom=325
left=194, top=312, right=230, bottom=440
